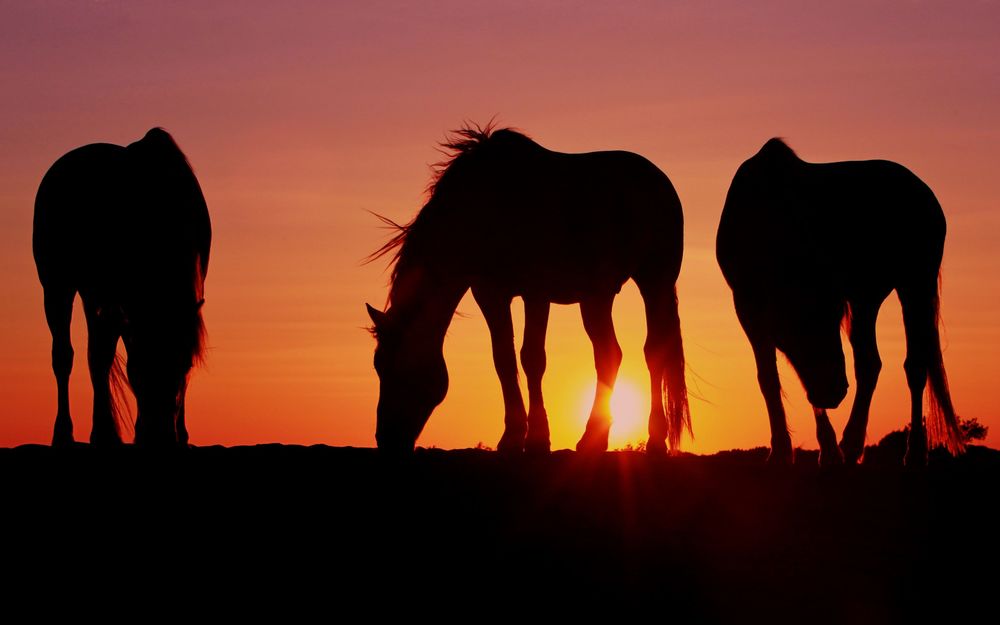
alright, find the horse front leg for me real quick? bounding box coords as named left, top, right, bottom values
left=814, top=407, right=844, bottom=466
left=841, top=302, right=882, bottom=463
left=520, top=298, right=551, bottom=454
left=748, top=336, right=793, bottom=465
left=473, top=289, right=528, bottom=454
left=44, top=287, right=76, bottom=447
left=177, top=380, right=190, bottom=447
left=577, top=294, right=622, bottom=453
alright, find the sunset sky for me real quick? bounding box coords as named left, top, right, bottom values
left=1, top=1, right=997, bottom=452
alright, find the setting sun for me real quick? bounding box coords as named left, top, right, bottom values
left=2, top=4, right=996, bottom=616
left=577, top=378, right=649, bottom=449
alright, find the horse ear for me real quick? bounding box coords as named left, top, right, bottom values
left=366, top=303, right=388, bottom=328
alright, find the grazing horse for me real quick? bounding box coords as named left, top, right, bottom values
left=717, top=138, right=963, bottom=466
left=33, top=128, right=211, bottom=447
left=367, top=123, right=690, bottom=454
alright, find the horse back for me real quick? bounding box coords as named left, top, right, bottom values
left=718, top=152, right=945, bottom=295
left=467, top=148, right=682, bottom=301
left=33, top=136, right=211, bottom=295
left=805, top=159, right=945, bottom=283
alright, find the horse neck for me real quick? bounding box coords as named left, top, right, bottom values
left=389, top=264, right=468, bottom=347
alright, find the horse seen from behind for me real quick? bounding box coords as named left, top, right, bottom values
left=34, top=128, right=211, bottom=448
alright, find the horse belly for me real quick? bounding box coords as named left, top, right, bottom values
left=482, top=254, right=631, bottom=304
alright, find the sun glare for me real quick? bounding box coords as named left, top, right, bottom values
left=577, top=378, right=648, bottom=448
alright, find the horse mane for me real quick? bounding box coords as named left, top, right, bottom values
left=192, top=255, right=208, bottom=365
left=426, top=121, right=534, bottom=195
left=366, top=121, right=535, bottom=305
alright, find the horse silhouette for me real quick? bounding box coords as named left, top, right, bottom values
left=33, top=128, right=211, bottom=447
left=717, top=138, right=963, bottom=466
left=367, top=123, right=689, bottom=454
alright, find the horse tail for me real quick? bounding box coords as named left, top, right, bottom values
left=926, top=282, right=964, bottom=454
left=663, top=285, right=691, bottom=451
left=109, top=352, right=134, bottom=436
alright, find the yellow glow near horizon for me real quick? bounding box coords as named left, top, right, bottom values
left=1, top=3, right=998, bottom=451
left=610, top=379, right=649, bottom=448
left=576, top=377, right=649, bottom=449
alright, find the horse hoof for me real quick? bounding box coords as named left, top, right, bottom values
left=839, top=441, right=864, bottom=465
left=134, top=432, right=184, bottom=450
left=524, top=438, right=551, bottom=455
left=576, top=417, right=610, bottom=454
left=904, top=428, right=928, bottom=469
left=766, top=446, right=794, bottom=466
left=575, top=433, right=608, bottom=454
left=819, top=446, right=845, bottom=467
left=496, top=432, right=526, bottom=455
left=839, top=426, right=866, bottom=464
left=51, top=433, right=75, bottom=448
left=645, top=439, right=668, bottom=455
left=90, top=430, right=123, bottom=448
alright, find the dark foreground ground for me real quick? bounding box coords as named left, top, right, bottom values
left=2, top=444, right=998, bottom=620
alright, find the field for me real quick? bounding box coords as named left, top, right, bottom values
left=2, top=444, right=997, bottom=620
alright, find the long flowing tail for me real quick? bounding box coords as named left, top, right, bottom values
left=926, top=287, right=964, bottom=454
left=109, top=352, right=134, bottom=436
left=663, top=285, right=691, bottom=451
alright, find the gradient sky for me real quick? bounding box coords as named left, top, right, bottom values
left=1, top=1, right=998, bottom=451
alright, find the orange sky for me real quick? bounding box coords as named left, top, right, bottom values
left=1, top=1, right=998, bottom=451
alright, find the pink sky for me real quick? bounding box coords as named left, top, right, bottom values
left=1, top=1, right=998, bottom=451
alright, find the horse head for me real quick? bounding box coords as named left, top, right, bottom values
left=118, top=129, right=210, bottom=446
left=771, top=287, right=849, bottom=409
left=367, top=303, right=448, bottom=453
left=123, top=274, right=206, bottom=446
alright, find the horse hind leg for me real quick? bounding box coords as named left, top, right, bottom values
left=83, top=300, right=123, bottom=446
left=577, top=294, right=622, bottom=453
left=638, top=281, right=670, bottom=453
left=898, top=282, right=944, bottom=468
left=840, top=302, right=882, bottom=464
left=636, top=275, right=690, bottom=454
left=44, top=286, right=76, bottom=446
left=520, top=298, right=551, bottom=454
